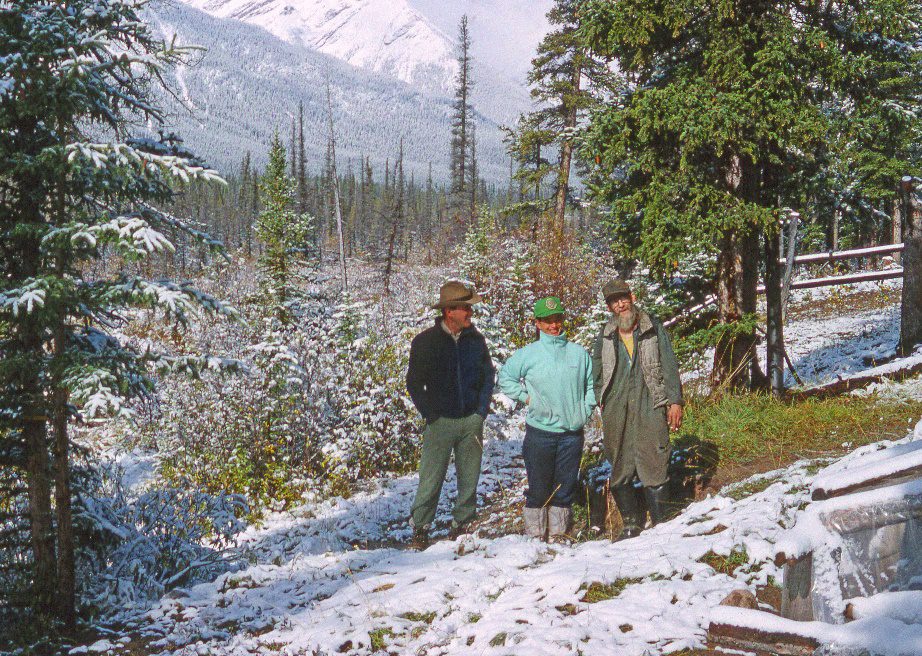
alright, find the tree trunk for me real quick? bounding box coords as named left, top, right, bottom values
left=900, top=181, right=922, bottom=355
left=712, top=230, right=759, bottom=389
left=52, top=363, right=75, bottom=631
left=23, top=358, right=56, bottom=617
left=554, top=61, right=582, bottom=231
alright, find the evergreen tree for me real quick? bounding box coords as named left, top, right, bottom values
left=503, top=121, right=553, bottom=225
left=297, top=102, right=310, bottom=216
left=469, top=120, right=479, bottom=213
left=0, top=0, right=238, bottom=628
left=450, top=15, right=474, bottom=213
left=256, top=134, right=312, bottom=320
left=520, top=0, right=607, bottom=229
left=581, top=0, right=922, bottom=386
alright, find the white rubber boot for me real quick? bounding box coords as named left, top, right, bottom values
left=523, top=507, right=548, bottom=540
left=547, top=506, right=573, bottom=543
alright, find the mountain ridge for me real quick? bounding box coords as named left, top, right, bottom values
left=147, top=0, right=513, bottom=183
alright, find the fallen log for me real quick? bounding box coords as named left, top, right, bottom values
left=708, top=616, right=819, bottom=655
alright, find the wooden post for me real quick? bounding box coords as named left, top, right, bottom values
left=764, top=224, right=784, bottom=395
left=900, top=177, right=921, bottom=356
left=781, top=211, right=800, bottom=321
left=893, top=195, right=903, bottom=265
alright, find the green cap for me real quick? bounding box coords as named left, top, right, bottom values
left=534, top=296, right=565, bottom=319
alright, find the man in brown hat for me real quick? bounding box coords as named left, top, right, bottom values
left=406, top=281, right=495, bottom=548
left=591, top=278, right=684, bottom=540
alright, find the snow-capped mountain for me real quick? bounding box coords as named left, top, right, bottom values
left=407, top=0, right=554, bottom=84
left=180, top=0, right=460, bottom=94
left=175, top=0, right=551, bottom=122
left=146, top=1, right=513, bottom=181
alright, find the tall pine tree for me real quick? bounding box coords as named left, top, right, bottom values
left=0, top=0, right=239, bottom=628
left=449, top=15, right=475, bottom=215
left=581, top=0, right=922, bottom=386
left=520, top=0, right=608, bottom=229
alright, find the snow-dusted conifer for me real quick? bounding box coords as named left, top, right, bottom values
left=255, top=133, right=313, bottom=322
left=0, top=0, right=240, bottom=628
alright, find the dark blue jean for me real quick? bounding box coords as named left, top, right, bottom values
left=522, top=424, right=585, bottom=508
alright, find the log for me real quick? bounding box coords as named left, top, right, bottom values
left=790, top=357, right=922, bottom=400
left=708, top=619, right=819, bottom=655
left=812, top=463, right=922, bottom=501
left=779, top=243, right=904, bottom=266
left=820, top=496, right=922, bottom=535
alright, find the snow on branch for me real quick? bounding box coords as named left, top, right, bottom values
left=66, top=367, right=133, bottom=420
left=43, top=215, right=176, bottom=256
left=138, top=203, right=226, bottom=254
left=150, top=353, right=248, bottom=378
left=0, top=279, right=48, bottom=317
left=107, top=277, right=240, bottom=325
left=65, top=142, right=224, bottom=184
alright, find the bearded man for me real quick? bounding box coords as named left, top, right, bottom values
left=591, top=279, right=684, bottom=540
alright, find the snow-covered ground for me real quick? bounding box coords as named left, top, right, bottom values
left=782, top=279, right=905, bottom=387
left=66, top=271, right=922, bottom=656
left=80, top=416, right=922, bottom=656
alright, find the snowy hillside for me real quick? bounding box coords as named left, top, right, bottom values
left=175, top=0, right=537, bottom=123
left=146, top=0, right=512, bottom=180
left=78, top=414, right=922, bottom=656
left=180, top=0, right=458, bottom=91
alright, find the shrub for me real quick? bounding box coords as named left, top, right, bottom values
left=74, top=462, right=247, bottom=617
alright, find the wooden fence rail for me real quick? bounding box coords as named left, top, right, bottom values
left=780, top=242, right=904, bottom=266
left=664, top=245, right=905, bottom=328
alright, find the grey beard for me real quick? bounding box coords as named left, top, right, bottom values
left=616, top=308, right=638, bottom=332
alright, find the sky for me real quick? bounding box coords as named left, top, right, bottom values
left=407, top=0, right=555, bottom=84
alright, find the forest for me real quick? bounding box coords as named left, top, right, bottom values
left=2, top=1, right=922, bottom=654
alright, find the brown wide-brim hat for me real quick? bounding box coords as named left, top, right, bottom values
left=602, top=278, right=632, bottom=303
left=432, top=281, right=482, bottom=309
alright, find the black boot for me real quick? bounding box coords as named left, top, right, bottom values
left=611, top=483, right=644, bottom=540
left=643, top=482, right=671, bottom=526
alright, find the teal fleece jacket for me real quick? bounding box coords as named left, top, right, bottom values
left=498, top=331, right=596, bottom=433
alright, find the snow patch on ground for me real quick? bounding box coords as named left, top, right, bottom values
left=102, top=420, right=827, bottom=655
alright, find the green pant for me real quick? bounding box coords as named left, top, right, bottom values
left=410, top=414, right=484, bottom=528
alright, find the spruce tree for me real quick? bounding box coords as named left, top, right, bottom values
left=450, top=15, right=474, bottom=214
left=256, top=134, right=312, bottom=321
left=0, top=0, right=238, bottom=628
left=581, top=0, right=922, bottom=386
left=520, top=0, right=607, bottom=229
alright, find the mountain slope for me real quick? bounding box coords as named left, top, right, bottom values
left=182, top=0, right=457, bottom=92
left=147, top=0, right=511, bottom=182
left=175, top=0, right=536, bottom=124
left=407, top=0, right=554, bottom=85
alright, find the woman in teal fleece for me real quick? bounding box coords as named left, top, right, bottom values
left=498, top=296, right=596, bottom=542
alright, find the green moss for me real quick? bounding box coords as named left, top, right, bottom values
left=369, top=627, right=394, bottom=651
left=698, top=547, right=749, bottom=576
left=579, top=577, right=643, bottom=603
left=399, top=611, right=436, bottom=624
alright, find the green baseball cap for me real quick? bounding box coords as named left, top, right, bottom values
left=534, top=296, right=565, bottom=319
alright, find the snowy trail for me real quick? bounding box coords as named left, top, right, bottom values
left=81, top=280, right=922, bottom=655
left=113, top=416, right=824, bottom=656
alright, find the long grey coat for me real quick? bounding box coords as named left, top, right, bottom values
left=591, top=310, right=683, bottom=486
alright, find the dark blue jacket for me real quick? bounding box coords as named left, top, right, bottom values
left=406, top=320, right=495, bottom=422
